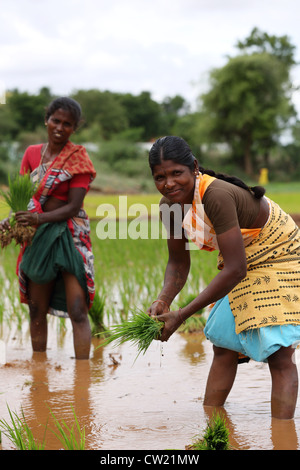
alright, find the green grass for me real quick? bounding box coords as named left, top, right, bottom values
left=0, top=183, right=299, bottom=220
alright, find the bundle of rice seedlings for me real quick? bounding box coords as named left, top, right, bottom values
left=0, top=172, right=38, bottom=248
left=101, top=310, right=164, bottom=360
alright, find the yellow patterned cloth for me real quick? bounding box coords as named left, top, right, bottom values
left=183, top=175, right=300, bottom=335
left=227, top=199, right=300, bottom=333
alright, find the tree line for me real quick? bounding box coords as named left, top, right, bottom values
left=0, top=27, right=299, bottom=184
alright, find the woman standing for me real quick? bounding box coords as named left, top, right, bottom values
left=0, top=97, right=96, bottom=359
left=148, top=135, right=300, bottom=419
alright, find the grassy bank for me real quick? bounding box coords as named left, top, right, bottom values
left=0, top=182, right=299, bottom=220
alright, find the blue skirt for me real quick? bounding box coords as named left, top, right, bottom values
left=204, top=296, right=300, bottom=362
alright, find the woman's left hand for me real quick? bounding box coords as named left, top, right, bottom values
left=155, top=310, right=183, bottom=342
left=15, top=211, right=39, bottom=226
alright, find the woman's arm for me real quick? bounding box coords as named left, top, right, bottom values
left=156, top=225, right=247, bottom=341
left=149, top=233, right=191, bottom=316
left=15, top=187, right=87, bottom=226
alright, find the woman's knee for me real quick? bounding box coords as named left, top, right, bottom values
left=213, top=345, right=238, bottom=363
left=28, top=300, right=48, bottom=322
left=268, top=346, right=297, bottom=371
left=68, top=296, right=88, bottom=324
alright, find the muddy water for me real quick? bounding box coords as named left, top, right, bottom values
left=0, top=319, right=299, bottom=451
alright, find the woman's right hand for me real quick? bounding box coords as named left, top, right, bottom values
left=0, top=217, right=11, bottom=232
left=147, top=299, right=170, bottom=317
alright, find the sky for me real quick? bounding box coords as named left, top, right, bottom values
left=1, top=0, right=300, bottom=113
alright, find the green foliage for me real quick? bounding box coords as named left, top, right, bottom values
left=7, top=87, right=53, bottom=133
left=190, top=413, right=230, bottom=450
left=200, top=51, right=295, bottom=175
left=198, top=27, right=297, bottom=176
left=116, top=91, right=164, bottom=141
left=236, top=26, right=296, bottom=69
left=72, top=89, right=129, bottom=140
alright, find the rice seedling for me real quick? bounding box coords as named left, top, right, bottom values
left=0, top=405, right=46, bottom=450
left=88, top=288, right=109, bottom=336
left=49, top=406, right=86, bottom=450
left=187, top=412, right=230, bottom=450
left=0, top=172, right=38, bottom=248
left=101, top=310, right=164, bottom=360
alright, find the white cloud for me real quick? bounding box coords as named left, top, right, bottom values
left=1, top=0, right=300, bottom=113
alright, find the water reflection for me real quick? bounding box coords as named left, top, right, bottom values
left=0, top=324, right=299, bottom=450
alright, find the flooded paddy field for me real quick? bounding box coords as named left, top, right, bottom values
left=0, top=219, right=299, bottom=451
left=0, top=320, right=299, bottom=451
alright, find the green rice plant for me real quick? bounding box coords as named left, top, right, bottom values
left=101, top=310, right=164, bottom=360
left=188, top=413, right=230, bottom=450
left=0, top=405, right=46, bottom=450
left=88, top=288, right=109, bottom=336
left=49, top=406, right=86, bottom=450
left=0, top=404, right=86, bottom=450
left=0, top=172, right=38, bottom=248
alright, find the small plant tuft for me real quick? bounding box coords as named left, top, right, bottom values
left=0, top=405, right=46, bottom=450
left=188, top=413, right=230, bottom=450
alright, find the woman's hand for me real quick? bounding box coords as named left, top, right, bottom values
left=15, top=211, right=39, bottom=226
left=155, top=310, right=183, bottom=342
left=148, top=301, right=184, bottom=342
left=148, top=299, right=169, bottom=317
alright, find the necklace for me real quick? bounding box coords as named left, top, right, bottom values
left=38, top=143, right=49, bottom=181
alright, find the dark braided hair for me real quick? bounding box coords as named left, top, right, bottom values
left=149, top=136, right=265, bottom=199
left=45, top=97, right=82, bottom=130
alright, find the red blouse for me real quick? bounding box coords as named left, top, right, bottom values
left=20, top=144, right=91, bottom=201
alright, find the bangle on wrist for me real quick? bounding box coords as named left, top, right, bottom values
left=152, top=299, right=170, bottom=311
left=35, top=212, right=39, bottom=225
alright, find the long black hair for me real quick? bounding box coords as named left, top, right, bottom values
left=149, top=136, right=265, bottom=199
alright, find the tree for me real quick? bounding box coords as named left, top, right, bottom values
left=199, top=29, right=297, bottom=175
left=117, top=91, right=163, bottom=141
left=236, top=27, right=297, bottom=69
left=71, top=89, right=129, bottom=140
left=6, top=88, right=53, bottom=133
left=160, top=95, right=190, bottom=134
